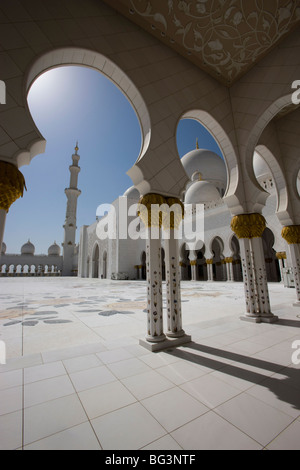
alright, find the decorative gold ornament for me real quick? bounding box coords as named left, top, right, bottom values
left=206, top=259, right=214, bottom=265
left=0, top=161, right=26, bottom=212
left=281, top=226, right=300, bottom=245
left=231, top=213, right=266, bottom=239
left=276, top=252, right=287, bottom=260
left=190, top=260, right=197, bottom=266
left=137, top=193, right=167, bottom=227
left=225, top=257, right=233, bottom=264
left=162, top=197, right=184, bottom=230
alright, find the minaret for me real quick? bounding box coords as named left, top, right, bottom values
left=62, top=143, right=81, bottom=276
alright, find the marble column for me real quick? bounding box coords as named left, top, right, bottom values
left=225, top=258, right=234, bottom=282
left=134, top=265, right=140, bottom=280
left=231, top=214, right=278, bottom=323
left=138, top=194, right=166, bottom=343
left=190, top=260, right=198, bottom=281
left=0, top=210, right=6, bottom=254
left=163, top=198, right=185, bottom=339
left=206, top=259, right=214, bottom=281
left=276, top=252, right=286, bottom=284
left=179, top=261, right=186, bottom=281
left=282, top=226, right=300, bottom=306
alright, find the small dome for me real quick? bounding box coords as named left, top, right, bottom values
left=181, top=149, right=227, bottom=184
left=48, top=242, right=61, bottom=257
left=1, top=242, right=6, bottom=255
left=253, top=152, right=272, bottom=180
left=123, top=186, right=140, bottom=200
left=21, top=240, right=35, bottom=255
left=185, top=180, right=221, bottom=205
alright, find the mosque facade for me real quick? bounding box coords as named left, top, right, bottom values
left=78, top=144, right=297, bottom=294
left=0, top=0, right=299, bottom=350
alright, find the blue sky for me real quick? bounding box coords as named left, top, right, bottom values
left=4, top=66, right=222, bottom=254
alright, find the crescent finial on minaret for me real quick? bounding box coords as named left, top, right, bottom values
left=196, top=138, right=199, bottom=150
left=75, top=141, right=79, bottom=154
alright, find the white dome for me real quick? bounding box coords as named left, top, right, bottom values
left=21, top=240, right=35, bottom=255
left=181, top=149, right=227, bottom=184
left=185, top=180, right=221, bottom=204
left=1, top=242, right=6, bottom=255
left=48, top=242, right=61, bottom=257
left=253, top=152, right=272, bottom=179
left=123, top=186, right=140, bottom=200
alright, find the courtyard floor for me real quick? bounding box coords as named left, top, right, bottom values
left=0, top=277, right=299, bottom=450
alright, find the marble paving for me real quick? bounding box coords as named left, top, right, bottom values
left=0, top=278, right=299, bottom=450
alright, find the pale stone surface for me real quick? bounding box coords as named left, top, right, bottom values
left=0, top=277, right=299, bottom=450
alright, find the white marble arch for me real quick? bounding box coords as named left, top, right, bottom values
left=22, top=47, right=151, bottom=169
left=241, top=94, right=300, bottom=216
left=179, top=110, right=240, bottom=210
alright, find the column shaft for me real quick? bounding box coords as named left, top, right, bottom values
left=288, top=243, right=300, bottom=305
left=0, top=209, right=6, bottom=254
left=165, top=229, right=184, bottom=338
left=282, top=226, right=300, bottom=306
left=145, top=228, right=166, bottom=342
left=231, top=214, right=277, bottom=323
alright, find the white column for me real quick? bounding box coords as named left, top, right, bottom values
left=0, top=209, right=6, bottom=255
left=251, top=237, right=273, bottom=317
left=276, top=253, right=286, bottom=284
left=288, top=243, right=300, bottom=306
left=229, top=260, right=234, bottom=281
left=164, top=228, right=185, bottom=338
left=206, top=260, right=214, bottom=281
left=145, top=227, right=166, bottom=342
left=232, top=214, right=278, bottom=323
left=282, top=226, right=300, bottom=306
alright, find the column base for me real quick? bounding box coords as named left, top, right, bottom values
left=240, top=313, right=279, bottom=324
left=145, top=334, right=166, bottom=344
left=139, top=334, right=192, bottom=352
left=166, top=329, right=186, bottom=339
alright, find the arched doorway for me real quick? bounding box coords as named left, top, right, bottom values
left=141, top=251, right=146, bottom=280
left=197, top=248, right=207, bottom=281
left=103, top=251, right=107, bottom=280
left=262, top=228, right=281, bottom=283
left=230, top=235, right=243, bottom=282
left=211, top=237, right=225, bottom=281
left=92, top=244, right=99, bottom=279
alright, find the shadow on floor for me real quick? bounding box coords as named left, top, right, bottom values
left=165, top=342, right=300, bottom=411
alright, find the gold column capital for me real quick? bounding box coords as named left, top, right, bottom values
left=162, top=197, right=184, bottom=230
left=137, top=193, right=167, bottom=228
left=0, top=161, right=26, bottom=212
left=225, top=257, right=233, bottom=264
left=276, top=252, right=287, bottom=260
left=190, top=260, right=197, bottom=266
left=206, top=259, right=214, bottom=265
left=281, top=226, right=300, bottom=245
left=231, top=213, right=266, bottom=239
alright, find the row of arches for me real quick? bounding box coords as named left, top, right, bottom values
left=134, top=228, right=284, bottom=284
left=0, top=264, right=62, bottom=276
left=88, top=245, right=108, bottom=279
